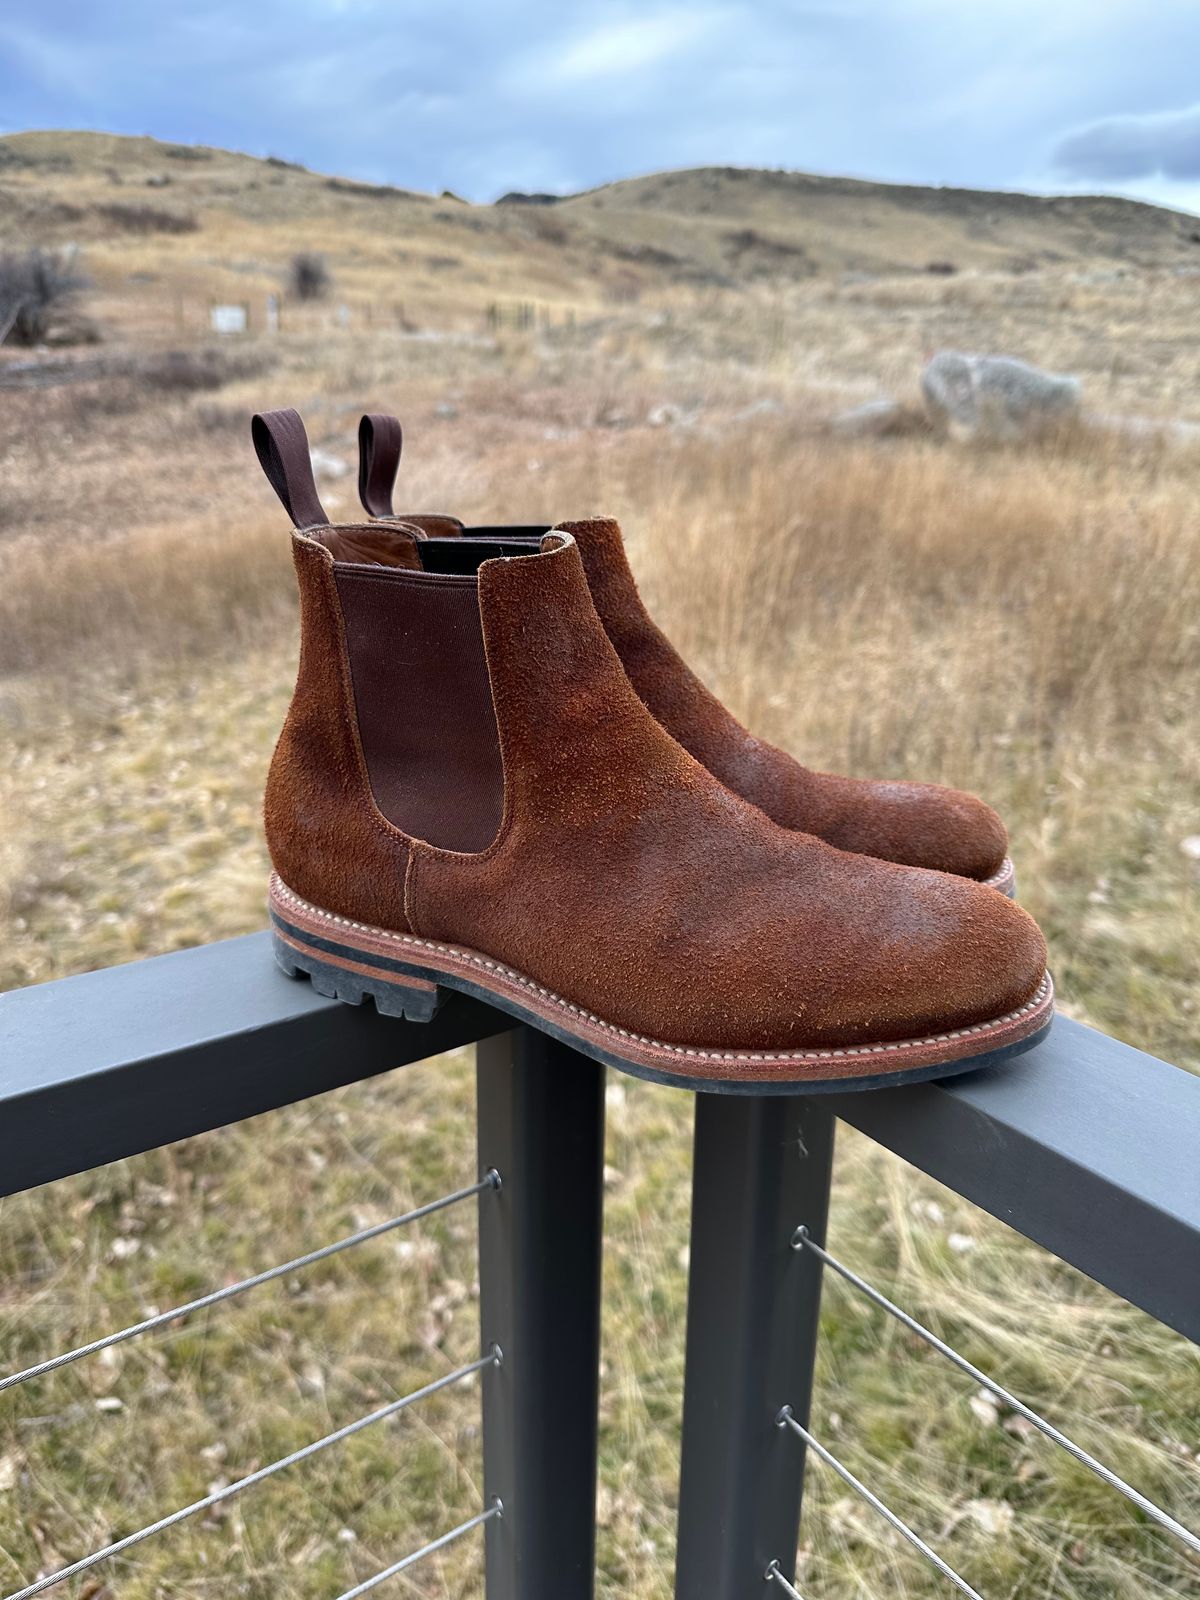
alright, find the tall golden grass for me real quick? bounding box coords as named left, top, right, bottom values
left=2, top=375, right=1198, bottom=1600
left=8, top=412, right=1198, bottom=730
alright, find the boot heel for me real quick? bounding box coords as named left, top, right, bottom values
left=271, top=928, right=445, bottom=1023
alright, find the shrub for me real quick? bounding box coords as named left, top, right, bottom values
left=96, top=202, right=199, bottom=235
left=288, top=252, right=331, bottom=301
left=138, top=348, right=273, bottom=394
left=0, top=249, right=87, bottom=347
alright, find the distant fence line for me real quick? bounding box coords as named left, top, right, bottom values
left=199, top=297, right=581, bottom=336
left=486, top=300, right=578, bottom=331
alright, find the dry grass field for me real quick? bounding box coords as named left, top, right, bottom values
left=1, top=134, right=1198, bottom=1598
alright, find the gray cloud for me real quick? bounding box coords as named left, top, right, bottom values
left=3, top=2, right=1200, bottom=206
left=1052, top=104, right=1200, bottom=181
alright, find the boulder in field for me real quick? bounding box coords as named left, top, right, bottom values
left=921, top=352, right=1081, bottom=443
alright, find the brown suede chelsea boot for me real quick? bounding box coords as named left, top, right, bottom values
left=256, top=409, right=1052, bottom=1093
left=355, top=411, right=1018, bottom=897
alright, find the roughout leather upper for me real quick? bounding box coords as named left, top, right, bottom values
left=353, top=409, right=1006, bottom=880
left=265, top=529, right=1047, bottom=1052
left=556, top=518, right=1010, bottom=881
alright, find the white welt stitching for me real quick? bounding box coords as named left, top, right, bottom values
left=983, top=856, right=1015, bottom=891
left=270, top=877, right=1052, bottom=1065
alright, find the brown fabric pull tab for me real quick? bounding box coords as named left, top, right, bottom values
left=252, top=408, right=329, bottom=529
left=358, top=413, right=403, bottom=518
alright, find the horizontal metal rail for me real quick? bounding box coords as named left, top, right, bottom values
left=333, top=1502, right=502, bottom=1599
left=792, top=1228, right=1200, bottom=1556
left=825, top=1015, right=1200, bottom=1344
left=3, top=945, right=1196, bottom=1348
left=0, top=931, right=508, bottom=1198
left=777, top=1409, right=984, bottom=1600
left=2, top=1351, right=500, bottom=1600
left=1, top=1174, right=500, bottom=1394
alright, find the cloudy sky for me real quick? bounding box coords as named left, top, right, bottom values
left=2, top=1, right=1200, bottom=211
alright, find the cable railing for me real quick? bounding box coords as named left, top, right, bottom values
left=0, top=1173, right=500, bottom=1395
left=674, top=1029, right=1200, bottom=1600
left=775, top=1409, right=984, bottom=1600
left=332, top=1502, right=504, bottom=1599
left=763, top=1559, right=808, bottom=1596
left=4, top=1351, right=501, bottom=1600
left=762, top=1225, right=1200, bottom=1598
left=1, top=937, right=608, bottom=1600
left=789, top=1225, right=1200, bottom=1559
left=3, top=929, right=1198, bottom=1600
left=2, top=1170, right=508, bottom=1597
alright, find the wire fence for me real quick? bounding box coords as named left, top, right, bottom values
left=789, top=1225, right=1200, bottom=1560
left=0, top=1174, right=500, bottom=1396
left=3, top=934, right=1198, bottom=1600
left=1, top=1175, right=504, bottom=1600
left=751, top=1222, right=1200, bottom=1598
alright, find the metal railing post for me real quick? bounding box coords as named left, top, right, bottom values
left=674, top=1094, right=835, bottom=1600
left=476, top=1027, right=606, bottom=1600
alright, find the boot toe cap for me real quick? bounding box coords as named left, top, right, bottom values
left=754, top=856, right=1048, bottom=1053
left=836, top=864, right=1047, bottom=1047
left=818, top=776, right=1009, bottom=882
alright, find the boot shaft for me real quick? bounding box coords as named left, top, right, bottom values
left=255, top=409, right=683, bottom=913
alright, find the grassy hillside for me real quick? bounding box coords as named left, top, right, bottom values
left=564, top=165, right=1200, bottom=274
left=5, top=130, right=1200, bottom=345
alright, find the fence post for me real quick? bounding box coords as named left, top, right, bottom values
left=476, top=1027, right=606, bottom=1600
left=674, top=1094, right=835, bottom=1600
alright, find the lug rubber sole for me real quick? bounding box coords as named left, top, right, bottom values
left=268, top=876, right=1053, bottom=1095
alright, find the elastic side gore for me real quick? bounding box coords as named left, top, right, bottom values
left=334, top=566, right=504, bottom=853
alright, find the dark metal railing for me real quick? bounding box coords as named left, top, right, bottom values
left=674, top=1025, right=1200, bottom=1598
left=788, top=1227, right=1200, bottom=1553
left=0, top=932, right=605, bottom=1600
left=2, top=929, right=1198, bottom=1599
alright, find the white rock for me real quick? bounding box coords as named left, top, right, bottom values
left=969, top=1389, right=1001, bottom=1426
left=965, top=1498, right=1015, bottom=1536
left=922, top=352, right=1081, bottom=443
left=310, top=448, right=349, bottom=479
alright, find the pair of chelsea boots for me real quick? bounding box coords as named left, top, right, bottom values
left=255, top=407, right=1053, bottom=1093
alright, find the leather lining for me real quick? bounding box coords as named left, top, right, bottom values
left=315, top=524, right=424, bottom=568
